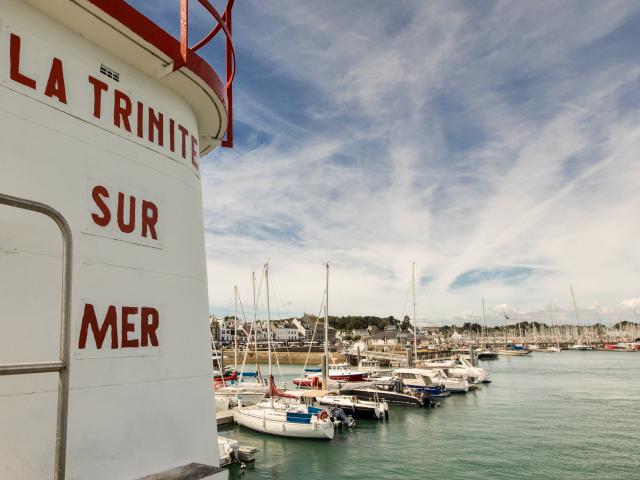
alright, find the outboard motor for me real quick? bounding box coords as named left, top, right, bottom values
left=331, top=407, right=356, bottom=428
left=426, top=393, right=441, bottom=408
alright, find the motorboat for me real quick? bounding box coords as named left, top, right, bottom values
left=568, top=343, right=594, bottom=351
left=423, top=368, right=470, bottom=393
left=542, top=346, right=561, bottom=352
left=420, top=356, right=490, bottom=383
left=217, top=436, right=257, bottom=467
left=293, top=363, right=368, bottom=387
left=477, top=349, right=499, bottom=360
left=497, top=345, right=532, bottom=356
left=340, top=384, right=433, bottom=407
left=390, top=368, right=448, bottom=397
left=318, top=392, right=388, bottom=420
left=357, top=358, right=390, bottom=377
left=328, top=363, right=369, bottom=381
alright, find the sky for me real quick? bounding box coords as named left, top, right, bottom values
left=126, top=1, right=640, bottom=326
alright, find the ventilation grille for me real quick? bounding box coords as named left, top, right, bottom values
left=100, top=64, right=120, bottom=82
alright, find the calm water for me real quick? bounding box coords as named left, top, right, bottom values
left=222, top=352, right=640, bottom=479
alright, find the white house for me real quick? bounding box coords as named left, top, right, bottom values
left=271, top=320, right=301, bottom=343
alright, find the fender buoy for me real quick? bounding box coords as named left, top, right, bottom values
left=318, top=410, right=329, bottom=421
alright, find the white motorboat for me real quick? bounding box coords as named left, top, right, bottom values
left=390, top=368, right=448, bottom=397
left=358, top=359, right=390, bottom=377
left=420, top=356, right=490, bottom=383
left=217, top=436, right=258, bottom=467
left=543, top=346, right=561, bottom=352
left=568, top=343, right=594, bottom=351
left=423, top=368, right=470, bottom=393
left=496, top=347, right=531, bottom=356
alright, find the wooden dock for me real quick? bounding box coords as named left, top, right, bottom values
left=216, top=410, right=235, bottom=427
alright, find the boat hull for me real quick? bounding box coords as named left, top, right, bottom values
left=341, top=388, right=427, bottom=407
left=477, top=352, right=499, bottom=360
left=234, top=408, right=334, bottom=440
left=318, top=400, right=385, bottom=420
left=497, top=349, right=531, bottom=356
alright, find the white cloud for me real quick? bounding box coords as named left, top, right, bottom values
left=193, top=0, right=640, bottom=325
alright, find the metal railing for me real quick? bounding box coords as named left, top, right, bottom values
left=176, top=0, right=235, bottom=148
left=0, top=193, right=73, bottom=480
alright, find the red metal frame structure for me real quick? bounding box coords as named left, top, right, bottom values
left=89, top=0, right=236, bottom=148
left=177, top=0, right=235, bottom=147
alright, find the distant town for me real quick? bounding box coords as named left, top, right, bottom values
left=209, top=314, right=640, bottom=349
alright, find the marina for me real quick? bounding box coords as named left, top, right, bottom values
left=220, top=352, right=640, bottom=479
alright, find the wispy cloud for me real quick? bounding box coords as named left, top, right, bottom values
left=128, top=0, right=640, bottom=324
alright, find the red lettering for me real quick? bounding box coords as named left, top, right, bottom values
left=141, top=200, right=158, bottom=240
left=191, top=135, right=199, bottom=171
left=121, top=306, right=139, bottom=348
left=91, top=185, right=111, bottom=227
left=114, top=89, right=132, bottom=132
left=178, top=124, right=188, bottom=159
left=44, top=58, right=67, bottom=104
left=169, top=118, right=176, bottom=152
left=78, top=304, right=118, bottom=349
left=148, top=107, right=164, bottom=146
left=140, top=307, right=160, bottom=347
left=9, top=34, right=36, bottom=89
left=136, top=101, right=144, bottom=138
left=88, top=75, right=108, bottom=119
left=116, top=192, right=136, bottom=233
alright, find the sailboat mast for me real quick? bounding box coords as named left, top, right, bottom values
left=482, top=298, right=487, bottom=346
left=252, top=271, right=260, bottom=376
left=322, top=262, right=329, bottom=390
left=550, top=304, right=560, bottom=348
left=570, top=285, right=587, bottom=345
left=411, top=260, right=417, bottom=363
left=234, top=286, right=238, bottom=372
left=265, top=264, right=273, bottom=396
left=503, top=310, right=508, bottom=346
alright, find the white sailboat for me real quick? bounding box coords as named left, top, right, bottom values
left=233, top=263, right=335, bottom=440
left=542, top=305, right=562, bottom=352
left=568, top=286, right=594, bottom=350
left=216, top=276, right=267, bottom=404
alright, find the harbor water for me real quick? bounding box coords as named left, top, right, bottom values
left=222, top=352, right=640, bottom=479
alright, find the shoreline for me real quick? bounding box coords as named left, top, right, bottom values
left=220, top=351, right=346, bottom=366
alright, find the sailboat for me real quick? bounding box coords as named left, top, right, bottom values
left=233, top=263, right=335, bottom=439
left=567, top=286, right=594, bottom=350
left=497, top=309, right=531, bottom=356
left=477, top=299, right=499, bottom=359
left=541, top=305, right=562, bottom=352
left=215, top=279, right=268, bottom=405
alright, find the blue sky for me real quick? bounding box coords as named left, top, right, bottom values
left=127, top=1, right=640, bottom=325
